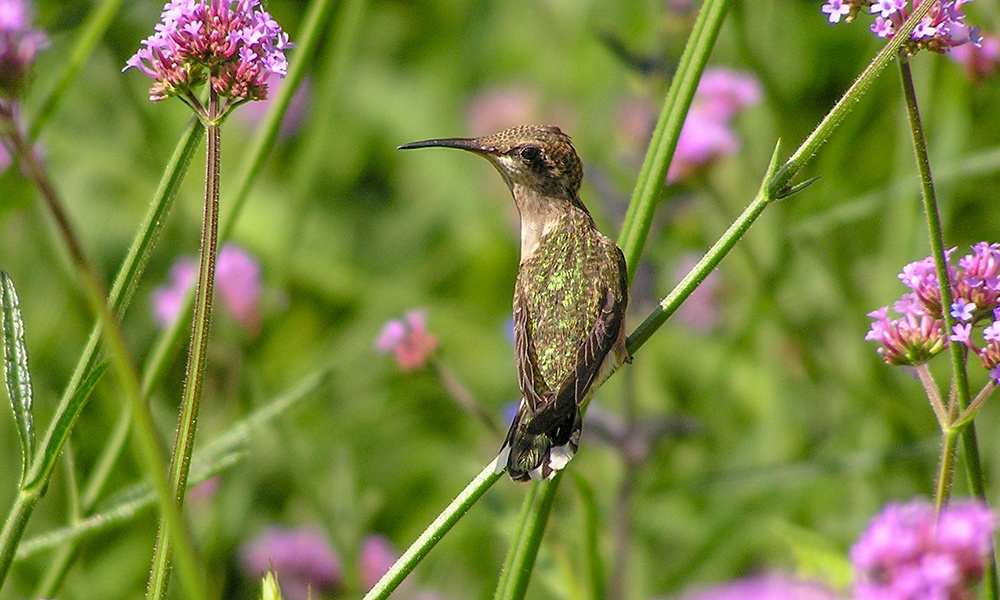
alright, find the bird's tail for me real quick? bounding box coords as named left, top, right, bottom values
left=494, top=399, right=582, bottom=482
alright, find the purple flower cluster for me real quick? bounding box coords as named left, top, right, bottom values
left=151, top=243, right=263, bottom=333
left=821, top=0, right=981, bottom=55
left=240, top=530, right=443, bottom=599
left=867, top=243, right=1000, bottom=381
left=0, top=0, right=47, bottom=98
left=668, top=68, right=761, bottom=184
left=123, top=0, right=292, bottom=104
left=375, top=310, right=439, bottom=372
left=950, top=32, right=999, bottom=80
left=241, top=527, right=342, bottom=600
left=852, top=499, right=996, bottom=600
left=358, top=534, right=443, bottom=599
left=672, top=572, right=840, bottom=600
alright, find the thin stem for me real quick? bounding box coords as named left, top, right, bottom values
left=146, top=90, right=222, bottom=600
left=0, top=104, right=204, bottom=599
left=897, top=56, right=997, bottom=597
left=430, top=356, right=501, bottom=435
left=0, top=489, right=40, bottom=589
left=626, top=143, right=781, bottom=354
left=494, top=483, right=541, bottom=600
left=494, top=475, right=563, bottom=600
left=617, top=0, right=732, bottom=280
left=914, top=364, right=948, bottom=426
left=20, top=118, right=202, bottom=597
left=954, top=381, right=996, bottom=428
left=363, top=463, right=503, bottom=600
left=933, top=429, right=958, bottom=512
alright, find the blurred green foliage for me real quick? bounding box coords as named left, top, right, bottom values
left=1, top=0, right=1000, bottom=598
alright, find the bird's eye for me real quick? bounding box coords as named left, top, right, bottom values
left=518, top=146, right=544, bottom=164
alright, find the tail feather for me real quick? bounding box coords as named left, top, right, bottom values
left=497, top=399, right=582, bottom=482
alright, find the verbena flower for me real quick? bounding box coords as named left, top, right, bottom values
left=0, top=0, right=47, bottom=99
left=668, top=68, right=761, bottom=184
left=235, top=72, right=310, bottom=138
left=215, top=244, right=263, bottom=331
left=866, top=306, right=947, bottom=366
left=359, top=534, right=399, bottom=592
left=950, top=33, right=999, bottom=80
left=820, top=0, right=981, bottom=55
left=375, top=310, right=439, bottom=372
left=240, top=527, right=341, bottom=600
left=671, top=572, right=840, bottom=600
left=151, top=243, right=263, bottom=332
left=673, top=253, right=722, bottom=332
left=867, top=243, right=1000, bottom=380
left=123, top=0, right=292, bottom=107
left=466, top=85, right=542, bottom=135
left=0, top=139, right=10, bottom=173
left=851, top=499, right=996, bottom=600
left=152, top=257, right=197, bottom=327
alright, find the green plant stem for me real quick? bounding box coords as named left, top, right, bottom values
left=897, top=56, right=997, bottom=599
left=494, top=474, right=563, bottom=600
left=617, top=0, right=731, bottom=280
left=146, top=91, right=222, bottom=600
left=933, top=430, right=958, bottom=512
left=275, top=0, right=365, bottom=278
left=914, top=364, right=947, bottom=425
left=494, top=483, right=540, bottom=600
left=0, top=107, right=205, bottom=599
left=626, top=142, right=781, bottom=354
left=572, top=475, right=605, bottom=600
left=953, top=381, right=997, bottom=428
left=0, top=489, right=39, bottom=592
left=362, top=463, right=504, bottom=600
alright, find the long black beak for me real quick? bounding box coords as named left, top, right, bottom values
left=397, top=137, right=491, bottom=153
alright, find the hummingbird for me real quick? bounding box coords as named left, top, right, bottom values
left=399, top=125, right=629, bottom=482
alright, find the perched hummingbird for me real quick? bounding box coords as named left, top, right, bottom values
left=399, top=125, right=629, bottom=482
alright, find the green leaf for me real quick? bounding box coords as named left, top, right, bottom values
left=1, top=271, right=34, bottom=486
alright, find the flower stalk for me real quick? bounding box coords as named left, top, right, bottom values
left=146, top=89, right=222, bottom=600
left=896, top=55, right=998, bottom=598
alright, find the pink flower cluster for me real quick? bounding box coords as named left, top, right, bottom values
left=867, top=243, right=1000, bottom=381
left=950, top=33, right=999, bottom=80
left=241, top=527, right=341, bottom=600
left=672, top=572, right=840, bottom=600
left=375, top=310, right=439, bottom=372
left=123, top=0, right=292, bottom=103
left=0, top=0, right=47, bottom=98
left=151, top=244, right=262, bottom=333
left=821, top=0, right=981, bottom=55
left=852, top=499, right=995, bottom=600
left=240, top=529, right=443, bottom=599
left=668, top=68, right=761, bottom=184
